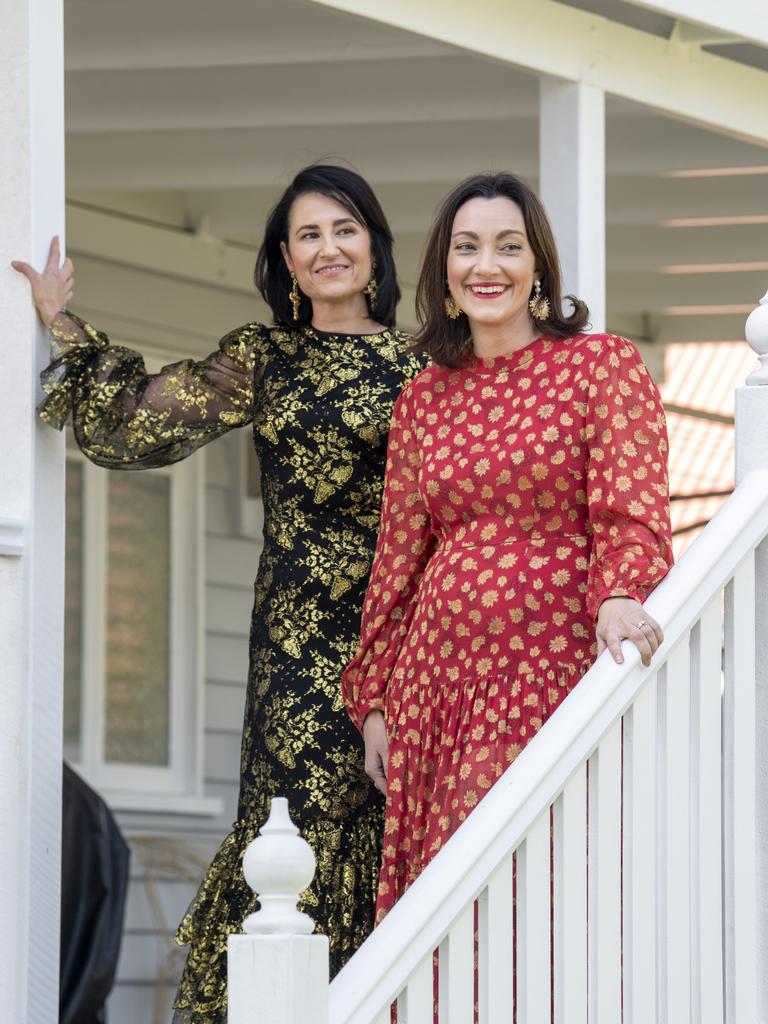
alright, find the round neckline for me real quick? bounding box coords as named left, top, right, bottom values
left=306, top=324, right=394, bottom=340
left=466, top=333, right=552, bottom=373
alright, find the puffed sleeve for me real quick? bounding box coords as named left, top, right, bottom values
left=342, top=384, right=435, bottom=731
left=584, top=335, right=673, bottom=620
left=39, top=310, right=263, bottom=469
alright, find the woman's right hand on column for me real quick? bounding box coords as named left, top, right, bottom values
left=363, top=710, right=389, bottom=796
left=12, top=235, right=74, bottom=328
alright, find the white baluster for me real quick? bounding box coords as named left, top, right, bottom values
left=228, top=797, right=329, bottom=1024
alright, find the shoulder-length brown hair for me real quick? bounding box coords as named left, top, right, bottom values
left=413, top=173, right=590, bottom=367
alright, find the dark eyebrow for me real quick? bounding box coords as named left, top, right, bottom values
left=451, top=229, right=525, bottom=240
left=295, top=217, right=358, bottom=233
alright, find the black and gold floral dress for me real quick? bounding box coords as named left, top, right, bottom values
left=40, top=311, right=424, bottom=1024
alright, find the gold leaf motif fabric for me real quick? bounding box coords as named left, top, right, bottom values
left=41, top=312, right=424, bottom=1023
left=342, top=333, right=673, bottom=922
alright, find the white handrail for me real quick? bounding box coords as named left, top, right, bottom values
left=329, top=468, right=768, bottom=1024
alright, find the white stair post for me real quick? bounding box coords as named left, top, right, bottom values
left=228, top=797, right=329, bottom=1024
left=734, top=289, right=768, bottom=1024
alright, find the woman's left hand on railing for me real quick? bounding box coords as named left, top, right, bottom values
left=596, top=597, right=663, bottom=667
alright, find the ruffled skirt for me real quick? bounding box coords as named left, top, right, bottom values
left=377, top=663, right=581, bottom=921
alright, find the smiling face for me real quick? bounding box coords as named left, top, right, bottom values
left=281, top=191, right=373, bottom=307
left=446, top=196, right=538, bottom=332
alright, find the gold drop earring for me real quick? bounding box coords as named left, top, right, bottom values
left=365, top=260, right=378, bottom=309
left=444, top=291, right=461, bottom=319
left=289, top=272, right=301, bottom=321
left=528, top=279, right=551, bottom=321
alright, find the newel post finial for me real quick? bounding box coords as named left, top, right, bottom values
left=745, top=289, right=768, bottom=386
left=227, top=797, right=329, bottom=1024
left=241, top=796, right=317, bottom=935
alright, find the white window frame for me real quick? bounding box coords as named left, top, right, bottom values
left=229, top=428, right=264, bottom=540
left=64, top=438, right=219, bottom=817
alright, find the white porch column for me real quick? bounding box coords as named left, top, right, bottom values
left=538, top=79, right=606, bottom=333
left=735, top=291, right=768, bottom=1024
left=0, top=1, right=65, bottom=1022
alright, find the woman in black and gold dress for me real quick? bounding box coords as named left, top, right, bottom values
left=14, top=164, right=424, bottom=1023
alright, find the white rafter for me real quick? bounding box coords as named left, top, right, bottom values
left=625, top=0, right=768, bottom=48
left=304, top=0, right=768, bottom=147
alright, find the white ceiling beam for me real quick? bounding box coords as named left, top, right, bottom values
left=64, top=0, right=454, bottom=73
left=623, top=0, right=768, bottom=48
left=304, top=0, right=768, bottom=146
left=170, top=173, right=768, bottom=240
left=67, top=204, right=258, bottom=297
left=65, top=111, right=766, bottom=191
left=64, top=58, right=538, bottom=134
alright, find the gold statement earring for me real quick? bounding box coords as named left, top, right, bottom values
left=365, top=261, right=378, bottom=309
left=289, top=272, right=301, bottom=321
left=528, top=279, right=551, bottom=321
left=445, top=293, right=461, bottom=319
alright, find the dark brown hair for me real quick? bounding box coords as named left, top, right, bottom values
left=255, top=163, right=400, bottom=328
left=413, top=172, right=590, bottom=366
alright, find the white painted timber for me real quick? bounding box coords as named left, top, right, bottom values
left=539, top=80, right=606, bottom=331
left=0, top=0, right=65, bottom=1021
left=628, top=677, right=658, bottom=1024
left=520, top=811, right=550, bottom=1023
left=402, top=957, right=432, bottom=1022
left=594, top=721, right=622, bottom=1024
left=664, top=641, right=692, bottom=1022
left=0, top=517, right=26, bottom=557
left=229, top=799, right=329, bottom=1024
left=305, top=0, right=768, bottom=146
left=723, top=559, right=758, bottom=1024
left=691, top=600, right=724, bottom=1024
left=554, top=767, right=587, bottom=1024
left=478, top=858, right=514, bottom=1024
left=443, top=902, right=474, bottom=1024
left=327, top=469, right=768, bottom=1023
left=67, top=203, right=257, bottom=297
left=744, top=290, right=768, bottom=386
left=64, top=0, right=454, bottom=74
left=626, top=0, right=768, bottom=48
left=754, top=536, right=768, bottom=1024
left=228, top=935, right=329, bottom=1024
left=732, top=299, right=768, bottom=1024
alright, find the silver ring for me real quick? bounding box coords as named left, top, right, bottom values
left=635, top=619, right=648, bottom=630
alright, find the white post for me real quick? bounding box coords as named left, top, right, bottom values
left=735, top=290, right=768, bottom=1024
left=228, top=798, right=329, bottom=1024
left=0, top=1, right=65, bottom=1022
left=538, top=79, right=606, bottom=333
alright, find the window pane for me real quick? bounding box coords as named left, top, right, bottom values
left=105, top=474, right=171, bottom=765
left=63, top=461, right=84, bottom=762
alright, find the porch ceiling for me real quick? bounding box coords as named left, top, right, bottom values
left=64, top=0, right=768, bottom=343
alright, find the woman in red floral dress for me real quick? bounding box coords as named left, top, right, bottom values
left=343, top=173, right=673, bottom=922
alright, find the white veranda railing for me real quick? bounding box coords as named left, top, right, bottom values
left=229, top=291, right=768, bottom=1024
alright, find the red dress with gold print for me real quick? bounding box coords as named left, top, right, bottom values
left=342, top=333, right=673, bottom=922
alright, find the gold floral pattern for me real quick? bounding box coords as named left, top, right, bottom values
left=343, top=333, right=673, bottom=922
left=41, top=312, right=423, bottom=1022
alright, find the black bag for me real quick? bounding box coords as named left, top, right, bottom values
left=60, top=763, right=130, bottom=1024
